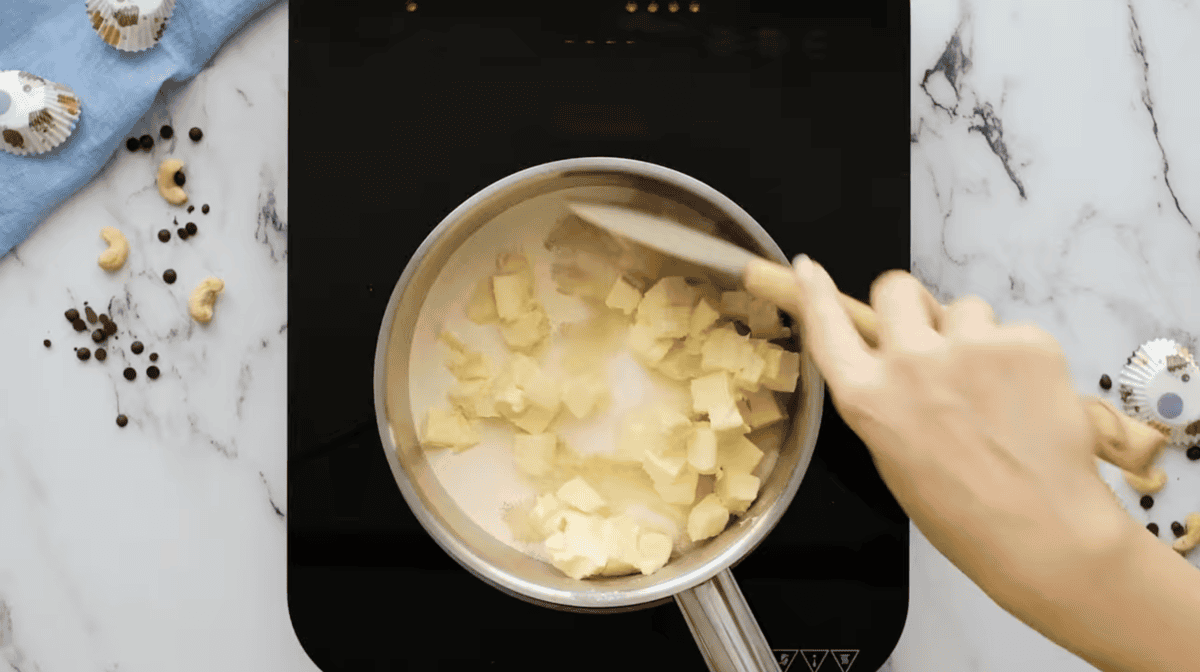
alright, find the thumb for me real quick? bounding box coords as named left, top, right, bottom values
left=790, top=254, right=876, bottom=391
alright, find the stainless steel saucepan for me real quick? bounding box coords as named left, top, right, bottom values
left=373, top=157, right=825, bottom=672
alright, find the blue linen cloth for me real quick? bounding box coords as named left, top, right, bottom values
left=0, top=0, right=283, bottom=259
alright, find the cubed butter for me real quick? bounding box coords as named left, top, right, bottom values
left=510, top=355, right=560, bottom=412
left=643, top=446, right=688, bottom=480
left=557, top=476, right=607, bottom=513
left=423, top=407, right=480, bottom=450
left=500, top=308, right=551, bottom=352
left=466, top=277, right=500, bottom=324
left=715, top=471, right=760, bottom=514
left=718, top=434, right=764, bottom=474
left=530, top=493, right=570, bottom=537
left=690, top=371, right=745, bottom=431
left=762, top=350, right=800, bottom=392
left=513, top=433, right=558, bottom=476
left=503, top=404, right=559, bottom=434
left=599, top=514, right=643, bottom=575
left=652, top=466, right=699, bottom=506
left=628, top=321, right=672, bottom=363
left=605, top=277, right=643, bottom=315
left=746, top=298, right=789, bottom=339
left=545, top=514, right=607, bottom=580
left=636, top=531, right=673, bottom=575
left=738, top=388, right=784, bottom=430
left=687, top=493, right=730, bottom=542
left=689, top=298, right=721, bottom=338
left=642, top=276, right=698, bottom=311
left=493, top=273, right=530, bottom=321
left=687, top=423, right=719, bottom=474
left=561, top=373, right=609, bottom=420
left=447, top=378, right=500, bottom=419
left=650, top=306, right=692, bottom=339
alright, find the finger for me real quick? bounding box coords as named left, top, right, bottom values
left=941, top=295, right=996, bottom=338
left=1083, top=396, right=1169, bottom=476
left=869, top=270, right=944, bottom=353
left=790, top=255, right=878, bottom=393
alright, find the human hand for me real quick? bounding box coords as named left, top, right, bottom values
left=782, top=255, right=1143, bottom=611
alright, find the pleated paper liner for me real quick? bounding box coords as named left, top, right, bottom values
left=1117, top=337, right=1200, bottom=448
left=0, top=70, right=82, bottom=156
left=85, top=0, right=176, bottom=53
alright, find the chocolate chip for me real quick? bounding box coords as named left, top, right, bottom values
left=1188, top=446, right=1200, bottom=461
left=187, top=205, right=194, bottom=213
left=1140, top=495, right=1154, bottom=509
left=126, top=138, right=140, bottom=152
left=173, top=170, right=185, bottom=186
left=177, top=228, right=188, bottom=240
left=43, top=339, right=51, bottom=347
left=84, top=306, right=97, bottom=323
left=1099, top=374, right=1111, bottom=390
left=140, top=134, right=153, bottom=150
left=189, top=127, right=203, bottom=141
left=123, top=367, right=136, bottom=380
left=1171, top=521, right=1186, bottom=538
left=160, top=125, right=173, bottom=139
left=77, top=348, right=90, bottom=361
left=102, top=319, right=117, bottom=336
left=163, top=269, right=177, bottom=284
left=201, top=204, right=210, bottom=214
left=149, top=353, right=158, bottom=361
left=65, top=308, right=79, bottom=323
left=72, top=318, right=88, bottom=332
left=1185, top=374, right=1191, bottom=383
left=146, top=366, right=160, bottom=379
left=185, top=222, right=197, bottom=236
left=95, top=348, right=106, bottom=361
left=131, top=341, right=144, bottom=354
left=159, top=229, right=171, bottom=242
left=92, top=329, right=106, bottom=343
left=116, top=414, right=128, bottom=427
left=1147, top=523, right=1159, bottom=536
left=733, top=321, right=750, bottom=336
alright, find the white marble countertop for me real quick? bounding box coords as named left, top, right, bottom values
left=1, top=1, right=1198, bottom=671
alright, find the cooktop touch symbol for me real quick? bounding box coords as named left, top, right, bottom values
left=1117, top=338, right=1200, bottom=447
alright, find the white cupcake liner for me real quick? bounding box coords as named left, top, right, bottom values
left=1117, top=337, right=1200, bottom=448
left=85, top=0, right=175, bottom=53
left=0, top=70, right=82, bottom=156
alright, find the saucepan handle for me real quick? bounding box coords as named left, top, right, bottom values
left=674, top=568, right=782, bottom=672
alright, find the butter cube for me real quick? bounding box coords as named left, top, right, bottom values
left=700, top=325, right=746, bottom=373
left=466, top=277, right=500, bottom=325
left=654, top=346, right=705, bottom=381
left=642, top=276, right=699, bottom=311
left=605, top=277, right=643, bottom=315
left=689, top=298, right=721, bottom=339
left=657, top=406, right=693, bottom=446
left=558, top=476, right=607, bottom=513
left=720, top=291, right=751, bottom=319
left=636, top=532, right=674, bottom=575
left=718, top=434, right=764, bottom=474
left=447, top=378, right=500, bottom=419
left=561, top=373, right=609, bottom=420
left=500, top=307, right=550, bottom=352
left=653, top=466, right=699, bottom=506
left=690, top=371, right=745, bottom=431
left=715, top=471, right=760, bottom=514
left=545, top=514, right=607, bottom=580
left=600, top=514, right=643, bottom=575
left=651, top=306, right=692, bottom=339
left=738, top=388, right=784, bottom=430
left=762, top=350, right=800, bottom=392
left=628, top=321, right=672, bottom=363
left=643, top=446, right=688, bottom=480
left=443, top=346, right=494, bottom=382
left=510, top=355, right=560, bottom=412
left=504, top=404, right=559, bottom=434
left=513, top=433, right=558, bottom=476
left=755, top=341, right=783, bottom=381
left=687, top=493, right=730, bottom=542
left=423, top=407, right=480, bottom=451
left=531, top=493, right=570, bottom=537
left=746, top=298, right=790, bottom=339
left=493, top=273, right=531, bottom=321
left=687, top=423, right=719, bottom=474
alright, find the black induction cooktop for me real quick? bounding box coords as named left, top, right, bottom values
left=289, top=1, right=910, bottom=670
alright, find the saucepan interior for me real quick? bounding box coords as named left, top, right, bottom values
left=373, top=157, right=824, bottom=612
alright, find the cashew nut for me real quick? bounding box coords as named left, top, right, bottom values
left=157, top=158, right=188, bottom=205
left=1173, top=513, right=1200, bottom=555
left=97, top=227, right=129, bottom=271
left=188, top=277, right=224, bottom=323
left=1123, top=466, right=1168, bottom=494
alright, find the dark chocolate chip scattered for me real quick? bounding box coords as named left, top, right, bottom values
left=1188, top=446, right=1200, bottom=461
left=72, top=318, right=88, bottom=332
left=160, top=125, right=173, bottom=139
left=65, top=308, right=79, bottom=323
left=173, top=170, right=185, bottom=186
left=185, top=222, right=197, bottom=236
left=91, top=329, right=106, bottom=343
left=77, top=348, right=90, bottom=361
left=123, top=367, right=136, bottom=380
left=201, top=204, right=209, bottom=214
left=95, top=348, right=106, bottom=361
left=188, top=205, right=194, bottom=213
left=733, top=321, right=750, bottom=336
left=163, top=269, right=177, bottom=284
left=1148, top=523, right=1159, bottom=536
left=131, top=341, right=144, bottom=354
left=146, top=365, right=160, bottom=379
left=158, top=229, right=170, bottom=243
left=1140, top=495, right=1154, bottom=509
left=1099, top=374, right=1111, bottom=390
left=43, top=339, right=51, bottom=347
left=116, top=414, right=128, bottom=427
left=1172, top=521, right=1186, bottom=538
left=140, top=134, right=153, bottom=150
left=149, top=353, right=158, bottom=361
left=126, top=138, right=140, bottom=152
left=85, top=306, right=97, bottom=323
left=103, top=319, right=117, bottom=336
left=177, top=228, right=188, bottom=240
left=1184, top=374, right=1191, bottom=383
left=189, top=127, right=202, bottom=141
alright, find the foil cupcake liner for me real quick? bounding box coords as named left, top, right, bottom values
left=85, top=0, right=175, bottom=53
left=1116, top=337, right=1200, bottom=448
left=0, top=70, right=82, bottom=156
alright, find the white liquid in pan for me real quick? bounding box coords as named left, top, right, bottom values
left=405, top=186, right=726, bottom=562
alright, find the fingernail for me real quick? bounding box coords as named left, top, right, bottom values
left=794, top=254, right=814, bottom=282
